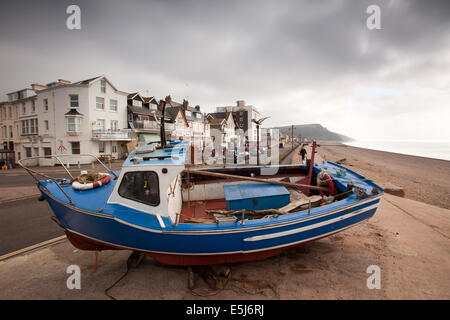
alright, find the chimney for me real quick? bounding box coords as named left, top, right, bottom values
left=31, top=83, right=47, bottom=91
left=236, top=100, right=245, bottom=107
left=182, top=99, right=189, bottom=110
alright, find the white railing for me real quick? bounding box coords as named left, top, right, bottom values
left=92, top=130, right=131, bottom=140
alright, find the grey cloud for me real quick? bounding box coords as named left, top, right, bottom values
left=0, top=0, right=449, bottom=140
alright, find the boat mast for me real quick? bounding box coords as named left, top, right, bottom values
left=159, top=95, right=172, bottom=148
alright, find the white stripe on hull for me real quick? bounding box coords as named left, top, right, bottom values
left=244, top=203, right=379, bottom=242
left=65, top=204, right=378, bottom=256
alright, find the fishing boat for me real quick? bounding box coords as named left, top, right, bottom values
left=19, top=100, right=383, bottom=266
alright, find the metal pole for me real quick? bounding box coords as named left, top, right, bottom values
left=256, top=124, right=260, bottom=166
left=160, top=100, right=167, bottom=147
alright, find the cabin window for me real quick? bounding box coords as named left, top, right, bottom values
left=118, top=171, right=160, bottom=206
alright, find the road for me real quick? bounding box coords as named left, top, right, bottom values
left=0, top=172, right=70, bottom=187
left=280, top=145, right=300, bottom=164
left=0, top=197, right=64, bottom=256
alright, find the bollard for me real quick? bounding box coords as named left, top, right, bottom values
left=77, top=161, right=80, bottom=169
left=66, top=160, right=70, bottom=169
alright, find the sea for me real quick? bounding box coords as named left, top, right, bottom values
left=344, top=140, right=450, bottom=161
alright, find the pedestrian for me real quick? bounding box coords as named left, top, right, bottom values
left=299, top=145, right=307, bottom=163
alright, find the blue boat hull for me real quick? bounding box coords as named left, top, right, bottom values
left=44, top=189, right=381, bottom=265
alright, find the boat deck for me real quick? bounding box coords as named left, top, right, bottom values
left=180, top=199, right=227, bottom=223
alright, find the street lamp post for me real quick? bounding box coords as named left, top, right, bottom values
left=252, top=117, right=270, bottom=166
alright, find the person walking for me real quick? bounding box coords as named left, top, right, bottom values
left=299, top=145, right=307, bottom=163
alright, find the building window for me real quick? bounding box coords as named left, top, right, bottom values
left=110, top=120, right=118, bottom=131
left=8, top=107, right=12, bottom=119
left=95, top=119, right=105, bottom=131
left=2, top=126, right=6, bottom=139
left=132, top=99, right=142, bottom=107
left=112, top=145, right=117, bottom=153
left=1, top=107, right=5, bottom=120
left=29, top=119, right=38, bottom=134
left=96, top=97, right=104, bottom=110
left=71, top=142, right=80, bottom=154
left=110, top=99, right=117, bottom=111
left=69, top=95, right=79, bottom=108
left=22, top=103, right=26, bottom=115
left=100, top=79, right=106, bottom=93
left=185, top=111, right=192, bottom=117
left=118, top=171, right=160, bottom=206
left=24, top=147, right=32, bottom=158
left=21, top=120, right=29, bottom=135
left=44, top=99, right=48, bottom=111
left=43, top=147, right=52, bottom=159
left=44, top=120, right=49, bottom=131
left=31, top=101, right=35, bottom=113
left=98, top=141, right=105, bottom=153
left=67, top=117, right=81, bottom=132
left=9, top=126, right=13, bottom=138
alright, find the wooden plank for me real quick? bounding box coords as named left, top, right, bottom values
left=279, top=195, right=322, bottom=213
left=185, top=169, right=329, bottom=192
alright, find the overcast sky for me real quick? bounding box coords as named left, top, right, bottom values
left=1, top=0, right=449, bottom=141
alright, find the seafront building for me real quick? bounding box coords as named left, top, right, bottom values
left=206, top=111, right=237, bottom=148
left=0, top=77, right=131, bottom=166
left=166, top=100, right=210, bottom=147
left=34, top=76, right=131, bottom=165
left=126, top=92, right=174, bottom=144
left=1, top=79, right=267, bottom=167
left=0, top=88, right=37, bottom=164
left=215, top=100, right=261, bottom=143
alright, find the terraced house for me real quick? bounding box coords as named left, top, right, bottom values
left=0, top=88, right=38, bottom=166
left=165, top=100, right=210, bottom=147
left=126, top=93, right=174, bottom=144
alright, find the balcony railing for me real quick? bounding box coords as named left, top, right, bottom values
left=130, top=120, right=174, bottom=131
left=92, top=129, right=131, bottom=141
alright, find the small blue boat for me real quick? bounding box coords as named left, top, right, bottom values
left=20, top=140, right=383, bottom=265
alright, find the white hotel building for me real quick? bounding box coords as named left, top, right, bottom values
left=20, top=76, right=130, bottom=166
